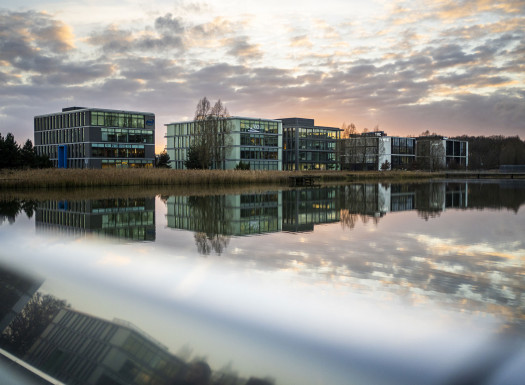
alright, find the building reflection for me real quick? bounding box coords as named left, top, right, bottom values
left=167, top=193, right=282, bottom=236
left=282, top=188, right=340, bottom=232
left=26, top=308, right=186, bottom=385
left=164, top=182, right=517, bottom=234
left=35, top=198, right=156, bottom=241
left=165, top=181, right=525, bottom=257
left=0, top=264, right=275, bottom=385
left=0, top=265, right=43, bottom=334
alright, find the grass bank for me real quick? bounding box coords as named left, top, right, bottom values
left=0, top=169, right=444, bottom=190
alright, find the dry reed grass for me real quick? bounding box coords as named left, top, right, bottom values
left=0, top=168, right=443, bottom=190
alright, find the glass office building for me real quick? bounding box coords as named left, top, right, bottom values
left=166, top=117, right=282, bottom=170
left=416, top=136, right=468, bottom=170
left=339, top=131, right=416, bottom=170
left=280, top=118, right=341, bottom=171
left=34, top=107, right=155, bottom=168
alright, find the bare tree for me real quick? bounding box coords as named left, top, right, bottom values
left=341, top=122, right=357, bottom=139
left=189, top=97, right=232, bottom=169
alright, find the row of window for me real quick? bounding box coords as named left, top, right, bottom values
left=283, top=127, right=340, bottom=139
left=101, top=128, right=154, bottom=144
left=239, top=119, right=279, bottom=134
left=284, top=163, right=338, bottom=171
left=35, top=111, right=89, bottom=131
left=286, top=152, right=337, bottom=162
left=240, top=133, right=278, bottom=147
left=37, top=144, right=86, bottom=159
left=240, top=148, right=279, bottom=160
left=91, top=147, right=146, bottom=158
left=446, top=141, right=467, bottom=156
left=35, top=111, right=153, bottom=131
left=239, top=161, right=280, bottom=170
left=101, top=160, right=153, bottom=168
left=92, top=111, right=150, bottom=128
left=38, top=128, right=85, bottom=145
left=285, top=140, right=337, bottom=151
left=37, top=199, right=148, bottom=213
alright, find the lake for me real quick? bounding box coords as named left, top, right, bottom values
left=1, top=180, right=524, bottom=385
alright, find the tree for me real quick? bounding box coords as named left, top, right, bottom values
left=0, top=292, right=69, bottom=356
left=341, top=122, right=357, bottom=139
left=380, top=159, right=391, bottom=171
left=0, top=133, right=21, bottom=169
left=0, top=133, right=52, bottom=169
left=235, top=161, right=250, bottom=170
left=20, top=139, right=38, bottom=168
left=185, top=145, right=202, bottom=169
left=189, top=97, right=232, bottom=169
left=156, top=151, right=171, bottom=168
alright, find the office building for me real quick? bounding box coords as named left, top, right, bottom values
left=339, top=131, right=416, bottom=170
left=280, top=118, right=341, bottom=171
left=166, top=117, right=282, bottom=170
left=415, top=136, right=468, bottom=170
left=34, top=107, right=155, bottom=169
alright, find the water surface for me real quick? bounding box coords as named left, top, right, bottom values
left=1, top=181, right=524, bottom=385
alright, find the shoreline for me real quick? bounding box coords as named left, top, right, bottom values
left=0, top=169, right=445, bottom=190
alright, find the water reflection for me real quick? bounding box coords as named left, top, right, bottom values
left=0, top=264, right=274, bottom=385
left=0, top=181, right=524, bottom=385
left=165, top=181, right=522, bottom=248
left=35, top=198, right=156, bottom=241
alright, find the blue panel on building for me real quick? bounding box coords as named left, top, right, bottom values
left=58, top=145, right=67, bottom=168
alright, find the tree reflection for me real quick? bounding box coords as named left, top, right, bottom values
left=0, top=199, right=37, bottom=224
left=188, top=195, right=232, bottom=256
left=194, top=232, right=230, bottom=256
left=0, top=292, right=69, bottom=357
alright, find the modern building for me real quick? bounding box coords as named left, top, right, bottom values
left=338, top=131, right=416, bottom=170
left=166, top=117, right=282, bottom=170
left=25, top=308, right=185, bottom=385
left=415, top=136, right=468, bottom=170
left=167, top=192, right=282, bottom=236
left=279, top=118, right=341, bottom=171
left=35, top=198, right=156, bottom=241
left=34, top=107, right=155, bottom=169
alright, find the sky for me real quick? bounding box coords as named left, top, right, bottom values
left=1, top=0, right=524, bottom=153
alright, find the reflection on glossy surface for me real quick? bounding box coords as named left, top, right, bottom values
left=35, top=198, right=156, bottom=241
left=0, top=180, right=524, bottom=385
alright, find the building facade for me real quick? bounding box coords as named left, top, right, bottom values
left=415, top=136, right=468, bottom=170
left=34, top=107, right=155, bottom=169
left=166, top=117, right=282, bottom=170
left=339, top=131, right=416, bottom=171
left=280, top=118, right=341, bottom=171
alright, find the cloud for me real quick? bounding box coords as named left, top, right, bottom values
left=0, top=2, right=523, bottom=148
left=225, top=37, right=263, bottom=61
left=290, top=35, right=313, bottom=48
left=0, top=10, right=74, bottom=73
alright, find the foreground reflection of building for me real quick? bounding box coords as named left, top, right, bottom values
left=35, top=198, right=156, bottom=241
left=25, top=308, right=185, bottom=385
left=0, top=265, right=43, bottom=333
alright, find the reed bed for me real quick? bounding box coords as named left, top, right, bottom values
left=0, top=168, right=443, bottom=190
